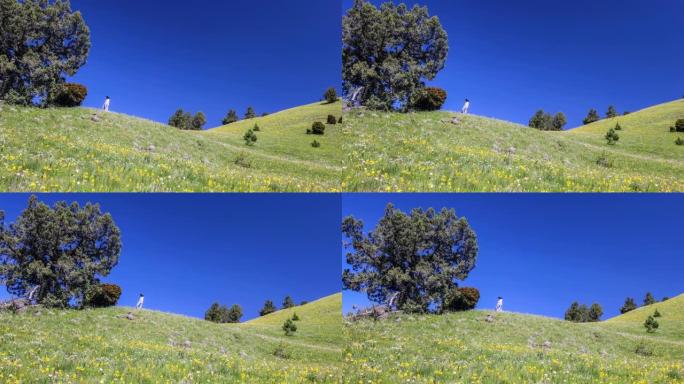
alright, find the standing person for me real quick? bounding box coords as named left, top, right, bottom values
left=102, top=96, right=111, bottom=112
left=461, top=98, right=470, bottom=114
left=136, top=293, right=145, bottom=310
left=495, top=296, right=503, bottom=312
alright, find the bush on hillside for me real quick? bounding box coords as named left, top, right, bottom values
left=243, top=129, right=257, bottom=146
left=412, top=87, right=448, bottom=111
left=620, top=297, right=638, bottom=314
left=614, top=122, right=622, bottom=131
left=605, top=128, right=619, bottom=145
left=327, top=115, right=337, bottom=124
left=644, top=315, right=659, bottom=333
left=311, top=140, right=321, bottom=148
left=583, top=109, right=600, bottom=125
left=596, top=152, right=614, bottom=168
left=676, top=119, right=684, bottom=133
left=311, top=122, right=325, bottom=135
left=676, top=137, right=684, bottom=146
left=49, top=83, right=88, bottom=107
left=338, top=116, right=343, bottom=124
left=84, top=283, right=122, bottom=308
left=273, top=343, right=291, bottom=359
left=644, top=292, right=656, bottom=305
left=324, top=87, right=338, bottom=104
left=282, top=318, right=297, bottom=336
left=443, top=287, right=480, bottom=312
left=653, top=309, right=661, bottom=318
left=606, top=105, right=618, bottom=118
left=292, top=312, right=300, bottom=321
left=253, top=123, right=261, bottom=132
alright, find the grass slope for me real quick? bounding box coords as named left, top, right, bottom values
left=344, top=295, right=684, bottom=383
left=605, top=294, right=684, bottom=343
left=343, top=99, right=684, bottom=192
left=0, top=293, right=342, bottom=383
left=0, top=101, right=342, bottom=192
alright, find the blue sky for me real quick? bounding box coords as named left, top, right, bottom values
left=342, top=194, right=684, bottom=320
left=0, top=194, right=341, bottom=321
left=68, top=0, right=340, bottom=127
left=343, top=0, right=684, bottom=127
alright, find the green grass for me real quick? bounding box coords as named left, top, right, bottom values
left=0, top=293, right=342, bottom=383
left=343, top=99, right=684, bottom=192
left=344, top=294, right=684, bottom=383
left=0, top=101, right=342, bottom=192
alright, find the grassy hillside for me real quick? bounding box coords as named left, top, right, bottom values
left=0, top=101, right=342, bottom=192
left=344, top=297, right=684, bottom=383
left=0, top=293, right=342, bottom=383
left=605, top=294, right=684, bottom=342
left=342, top=99, right=684, bottom=192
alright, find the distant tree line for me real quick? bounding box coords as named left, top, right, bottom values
left=205, top=303, right=243, bottom=323
left=528, top=110, right=567, bottom=131
left=564, top=291, right=669, bottom=323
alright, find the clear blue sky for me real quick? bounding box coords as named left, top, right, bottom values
left=343, top=0, right=684, bottom=127
left=69, top=0, right=340, bottom=127
left=0, top=194, right=341, bottom=321
left=342, top=194, right=684, bottom=320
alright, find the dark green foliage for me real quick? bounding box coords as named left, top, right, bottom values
left=606, top=105, right=618, bottom=118
left=49, top=83, right=88, bottom=107
left=443, top=287, right=480, bottom=312
left=253, top=123, right=261, bottom=132
left=529, top=110, right=566, bottom=131
left=311, top=140, right=321, bottom=148
left=259, top=300, right=276, bottom=316
left=84, top=283, right=122, bottom=308
left=654, top=309, right=661, bottom=318
left=245, top=106, right=256, bottom=119
left=620, top=297, right=638, bottom=314
left=605, top=128, right=619, bottom=145
left=324, top=87, right=338, bottom=104
left=261, top=112, right=269, bottom=117
left=0, top=0, right=91, bottom=105
left=343, top=204, right=478, bottom=313
left=282, top=296, right=295, bottom=309
left=614, top=122, right=622, bottom=131
left=662, top=297, right=670, bottom=302
left=564, top=302, right=602, bottom=322
left=0, top=196, right=121, bottom=308
left=311, top=122, right=325, bottom=135
left=292, top=312, right=300, bottom=321
left=338, top=116, right=343, bottom=124
left=327, top=115, right=337, bottom=124
left=227, top=304, right=243, bottom=323
left=282, top=318, right=297, bottom=336
left=583, top=109, right=600, bottom=125
left=169, top=109, right=205, bottom=130
left=205, top=302, right=225, bottom=323
left=299, top=301, right=308, bottom=306
left=675, top=119, right=684, bottom=132
left=589, top=303, right=603, bottom=322
left=644, top=292, right=656, bottom=306
left=671, top=126, right=677, bottom=133
left=222, top=109, right=239, bottom=125
left=273, top=343, right=291, bottom=359
left=644, top=315, right=659, bottom=333
left=343, top=0, right=448, bottom=110
left=412, top=87, right=448, bottom=111
left=243, top=128, right=257, bottom=146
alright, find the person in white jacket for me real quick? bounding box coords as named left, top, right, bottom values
left=136, top=293, right=145, bottom=310
left=495, top=296, right=503, bottom=312
left=102, top=96, right=111, bottom=112
left=461, top=98, right=470, bottom=114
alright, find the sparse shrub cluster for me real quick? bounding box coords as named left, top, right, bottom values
left=49, top=83, right=88, bottom=107
left=259, top=300, right=277, bottom=316
left=327, top=115, right=338, bottom=124
left=564, top=301, right=603, bottom=322
left=307, top=121, right=326, bottom=135
left=528, top=110, right=567, bottom=131
left=169, top=109, right=206, bottom=130
left=620, top=297, right=638, bottom=314
left=443, top=287, right=480, bottom=312
left=412, top=87, right=448, bottom=111
left=84, top=283, right=122, bottom=308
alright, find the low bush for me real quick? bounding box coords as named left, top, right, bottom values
left=327, top=115, right=337, bottom=124
left=84, top=283, right=122, bottom=308
left=243, top=129, right=257, bottom=146
left=253, top=123, right=260, bottom=132
left=311, top=122, right=325, bottom=135
left=311, top=140, right=321, bottom=148
left=338, top=116, right=343, bottom=124
left=282, top=318, right=297, bottom=336
left=676, top=137, right=684, bottom=146
left=676, top=119, right=684, bottom=132
left=324, top=87, right=338, bottom=104
left=273, top=343, right=291, bottom=359
left=49, top=83, right=88, bottom=107
left=644, top=315, right=659, bottom=333
left=596, top=152, right=614, bottom=168
left=412, top=87, right=447, bottom=111
left=605, top=128, right=619, bottom=145
left=444, top=287, right=480, bottom=312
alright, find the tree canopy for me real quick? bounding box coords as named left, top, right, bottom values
left=342, top=0, right=448, bottom=111
left=0, top=196, right=121, bottom=308
left=0, top=0, right=91, bottom=105
left=343, top=204, right=478, bottom=313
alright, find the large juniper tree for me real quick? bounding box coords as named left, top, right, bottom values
left=0, top=0, right=91, bottom=105
left=0, top=196, right=121, bottom=308
left=342, top=204, right=478, bottom=313
left=342, top=0, right=448, bottom=111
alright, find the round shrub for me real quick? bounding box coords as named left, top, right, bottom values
left=327, top=115, right=337, bottom=124
left=84, top=283, right=122, bottom=308
left=444, top=287, right=480, bottom=312
left=412, top=87, right=448, bottom=111
left=311, top=121, right=325, bottom=135
left=324, top=87, right=338, bottom=104
left=311, top=140, right=321, bottom=148
left=676, top=119, right=684, bottom=133
left=675, top=137, right=684, bottom=146
left=50, top=83, right=88, bottom=107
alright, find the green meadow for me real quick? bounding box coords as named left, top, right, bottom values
left=344, top=294, right=684, bottom=383
left=342, top=99, right=684, bottom=192
left=0, top=101, right=342, bottom=192
left=0, top=293, right=342, bottom=383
